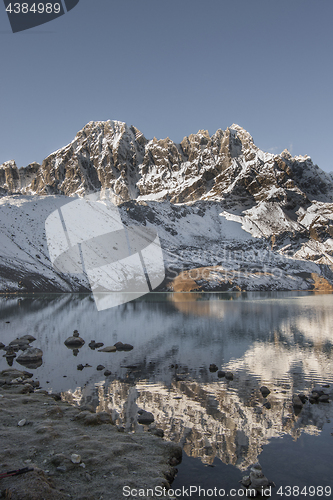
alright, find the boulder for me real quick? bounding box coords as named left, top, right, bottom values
left=17, top=347, right=43, bottom=363
left=292, top=395, right=303, bottom=408
left=89, top=341, right=104, bottom=350
left=137, top=410, right=154, bottom=425
left=240, top=462, right=275, bottom=494
left=9, top=338, right=30, bottom=348
left=298, top=393, right=308, bottom=404
left=16, top=348, right=43, bottom=369
left=20, top=335, right=36, bottom=342
left=115, top=342, right=133, bottom=351
left=98, top=346, right=116, bottom=353
left=260, top=386, right=270, bottom=397
left=64, top=336, right=85, bottom=347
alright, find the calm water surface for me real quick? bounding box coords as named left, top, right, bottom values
left=1, top=292, right=333, bottom=499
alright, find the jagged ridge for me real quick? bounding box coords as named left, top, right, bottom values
left=1, top=120, right=333, bottom=292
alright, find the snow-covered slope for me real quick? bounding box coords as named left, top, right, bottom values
left=1, top=120, right=333, bottom=292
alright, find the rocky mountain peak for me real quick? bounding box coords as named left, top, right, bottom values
left=1, top=120, right=332, bottom=207
left=1, top=120, right=333, bottom=293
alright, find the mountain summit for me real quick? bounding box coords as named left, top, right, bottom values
left=1, top=120, right=332, bottom=204
left=1, top=120, right=333, bottom=293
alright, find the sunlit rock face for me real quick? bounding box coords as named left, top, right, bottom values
left=3, top=121, right=333, bottom=205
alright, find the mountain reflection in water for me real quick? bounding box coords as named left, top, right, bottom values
left=1, top=292, right=333, bottom=475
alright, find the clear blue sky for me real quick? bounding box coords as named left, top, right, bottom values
left=1, top=0, right=332, bottom=172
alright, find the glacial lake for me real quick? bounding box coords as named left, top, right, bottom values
left=1, top=292, right=333, bottom=499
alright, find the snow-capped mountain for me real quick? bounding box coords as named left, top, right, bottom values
left=1, top=120, right=333, bottom=293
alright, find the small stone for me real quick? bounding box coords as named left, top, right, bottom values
left=70, top=454, right=81, bottom=464
left=4, top=351, right=16, bottom=359
left=263, top=401, right=271, bottom=409
left=318, top=394, right=329, bottom=403
left=64, top=336, right=85, bottom=347
left=260, top=386, right=270, bottom=397
left=115, top=342, right=133, bottom=351
left=98, top=412, right=112, bottom=423
left=20, top=335, right=36, bottom=342
left=122, top=343, right=133, bottom=351
left=98, top=346, right=116, bottom=352
left=96, top=365, right=105, bottom=371
left=137, top=410, right=154, bottom=425
left=225, top=372, right=234, bottom=381
left=10, top=338, right=30, bottom=347
left=73, top=330, right=80, bottom=337
left=77, top=364, right=84, bottom=371
left=16, top=348, right=43, bottom=363
left=298, top=393, right=308, bottom=404
left=209, top=364, right=218, bottom=372
left=149, top=428, right=164, bottom=438
left=104, top=370, right=111, bottom=376
left=292, top=395, right=303, bottom=408
left=56, top=465, right=67, bottom=472
left=20, top=383, right=34, bottom=394
left=77, top=412, right=107, bottom=425
left=250, top=470, right=270, bottom=489
left=51, top=393, right=62, bottom=401
left=217, top=370, right=225, bottom=378
left=240, top=475, right=251, bottom=487
left=18, top=419, right=27, bottom=426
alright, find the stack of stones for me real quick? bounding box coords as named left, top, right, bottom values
left=240, top=462, right=275, bottom=497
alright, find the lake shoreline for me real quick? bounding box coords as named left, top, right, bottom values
left=0, top=369, right=181, bottom=500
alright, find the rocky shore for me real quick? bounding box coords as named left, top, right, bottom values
left=0, top=369, right=181, bottom=500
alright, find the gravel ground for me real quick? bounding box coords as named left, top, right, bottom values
left=0, top=369, right=181, bottom=500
